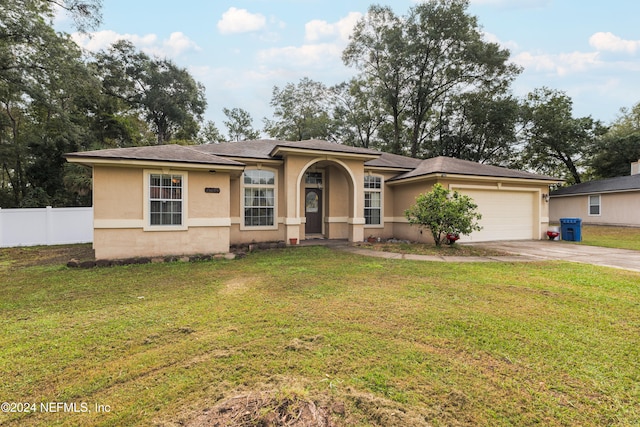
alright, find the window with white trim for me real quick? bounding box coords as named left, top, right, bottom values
left=588, top=194, right=601, bottom=216
left=243, top=169, right=276, bottom=227
left=149, top=174, right=183, bottom=226
left=364, top=175, right=382, bottom=225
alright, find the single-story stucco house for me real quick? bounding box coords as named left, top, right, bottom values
left=550, top=159, right=640, bottom=227
left=65, top=139, right=560, bottom=260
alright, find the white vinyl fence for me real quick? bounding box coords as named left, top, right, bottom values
left=0, top=206, right=93, bottom=247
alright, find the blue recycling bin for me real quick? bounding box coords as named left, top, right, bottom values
left=559, top=218, right=582, bottom=242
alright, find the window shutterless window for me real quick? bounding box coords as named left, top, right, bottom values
left=149, top=174, right=183, bottom=226
left=364, top=175, right=382, bottom=225
left=243, top=170, right=276, bottom=227
left=588, top=194, right=601, bottom=216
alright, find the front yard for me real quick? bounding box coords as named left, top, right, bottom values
left=1, top=244, right=639, bottom=426
left=578, top=224, right=640, bottom=251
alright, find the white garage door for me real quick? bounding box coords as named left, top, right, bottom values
left=457, top=190, right=535, bottom=242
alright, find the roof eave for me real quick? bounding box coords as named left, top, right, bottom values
left=65, top=156, right=246, bottom=171
left=364, top=165, right=414, bottom=173
left=551, top=187, right=640, bottom=197
left=387, top=172, right=562, bottom=186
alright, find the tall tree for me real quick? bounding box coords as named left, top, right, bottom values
left=331, top=78, right=386, bottom=149
left=223, top=107, right=260, bottom=141
left=343, top=0, right=520, bottom=158
left=95, top=40, right=207, bottom=145
left=520, top=87, right=605, bottom=184
left=264, top=77, right=333, bottom=141
left=49, top=0, right=103, bottom=32
left=432, top=91, right=520, bottom=164
left=0, top=0, right=102, bottom=207
left=590, top=102, right=640, bottom=178
left=197, top=120, right=225, bottom=144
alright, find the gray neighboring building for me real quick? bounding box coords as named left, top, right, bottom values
left=550, top=160, right=640, bottom=226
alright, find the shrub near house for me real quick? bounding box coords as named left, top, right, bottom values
left=405, top=183, right=482, bottom=246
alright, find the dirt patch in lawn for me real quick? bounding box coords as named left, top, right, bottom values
left=179, top=381, right=430, bottom=427
left=182, top=391, right=430, bottom=427
left=184, top=391, right=336, bottom=427
left=0, top=244, right=94, bottom=270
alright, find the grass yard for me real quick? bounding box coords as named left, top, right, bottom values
left=1, top=245, right=639, bottom=426
left=578, top=224, right=640, bottom=251
left=354, top=241, right=510, bottom=257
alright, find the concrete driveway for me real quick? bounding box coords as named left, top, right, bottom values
left=470, top=240, right=640, bottom=273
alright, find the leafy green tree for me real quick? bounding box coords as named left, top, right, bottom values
left=331, top=78, right=386, bottom=149
left=51, top=0, right=103, bottom=32
left=95, top=40, right=207, bottom=145
left=22, top=42, right=100, bottom=207
left=433, top=91, right=520, bottom=164
left=343, top=0, right=520, bottom=157
left=264, top=77, right=333, bottom=141
left=590, top=102, right=640, bottom=178
left=197, top=120, right=225, bottom=144
left=223, top=107, right=260, bottom=141
left=0, top=0, right=102, bottom=207
left=404, top=183, right=482, bottom=246
left=520, top=87, right=605, bottom=184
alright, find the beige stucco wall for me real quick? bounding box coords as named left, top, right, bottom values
left=94, top=167, right=144, bottom=221
left=388, top=179, right=438, bottom=243
left=94, top=227, right=230, bottom=260
left=324, top=165, right=350, bottom=239
left=550, top=192, right=640, bottom=226
left=90, top=156, right=554, bottom=258
left=92, top=166, right=231, bottom=259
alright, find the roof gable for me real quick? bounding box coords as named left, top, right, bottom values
left=271, top=139, right=381, bottom=157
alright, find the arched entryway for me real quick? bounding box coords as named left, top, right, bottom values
left=295, top=158, right=359, bottom=241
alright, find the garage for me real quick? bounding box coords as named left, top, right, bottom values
left=456, top=189, right=536, bottom=242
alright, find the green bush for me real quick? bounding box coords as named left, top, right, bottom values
left=404, top=183, right=482, bottom=246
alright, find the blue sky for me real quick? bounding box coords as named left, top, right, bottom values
left=59, top=0, right=640, bottom=134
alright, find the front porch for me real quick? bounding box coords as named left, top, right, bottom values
left=279, top=153, right=372, bottom=245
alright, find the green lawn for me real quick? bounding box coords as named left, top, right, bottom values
left=578, top=225, right=640, bottom=251
left=1, top=245, right=639, bottom=426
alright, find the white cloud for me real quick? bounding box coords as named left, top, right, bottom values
left=305, top=12, right=362, bottom=43
left=482, top=31, right=518, bottom=51
left=513, top=51, right=601, bottom=76
left=71, top=30, right=199, bottom=57
left=217, top=7, right=267, bottom=35
left=163, top=32, right=201, bottom=56
left=258, top=43, right=343, bottom=68
left=589, top=32, right=640, bottom=55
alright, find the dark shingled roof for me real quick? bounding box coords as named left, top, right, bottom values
left=65, top=144, right=244, bottom=166
left=388, top=156, right=559, bottom=182
left=551, top=174, right=640, bottom=196
left=192, top=139, right=381, bottom=160
left=365, top=152, right=423, bottom=169
left=65, top=141, right=560, bottom=183
left=192, top=140, right=279, bottom=160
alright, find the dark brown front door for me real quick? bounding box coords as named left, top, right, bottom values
left=305, top=188, right=322, bottom=234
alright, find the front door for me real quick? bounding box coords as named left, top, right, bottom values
left=305, top=188, right=322, bottom=234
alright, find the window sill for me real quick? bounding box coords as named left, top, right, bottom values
left=143, top=225, right=188, bottom=232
